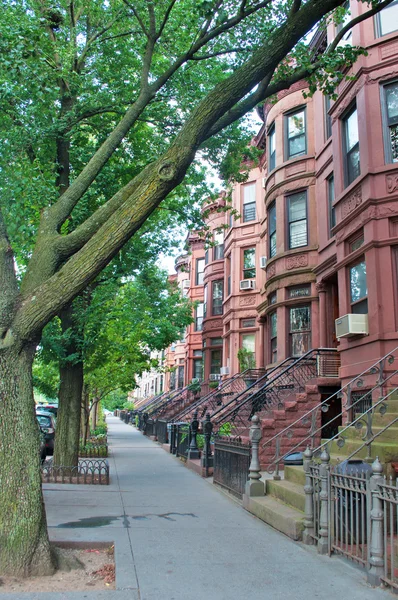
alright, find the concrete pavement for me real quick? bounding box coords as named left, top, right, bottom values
left=1, top=416, right=387, bottom=599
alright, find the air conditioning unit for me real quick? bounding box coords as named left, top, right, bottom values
left=260, top=256, right=267, bottom=269
left=240, top=279, right=255, bottom=291
left=262, top=177, right=267, bottom=188
left=335, top=314, right=369, bottom=338
left=220, top=366, right=230, bottom=376
left=209, top=373, right=222, bottom=381
left=182, top=280, right=190, bottom=289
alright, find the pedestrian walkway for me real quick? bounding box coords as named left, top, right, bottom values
left=2, top=417, right=387, bottom=600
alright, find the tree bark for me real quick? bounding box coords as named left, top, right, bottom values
left=0, top=345, right=55, bottom=577
left=53, top=305, right=83, bottom=467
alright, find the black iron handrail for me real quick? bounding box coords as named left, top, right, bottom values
left=212, top=348, right=339, bottom=427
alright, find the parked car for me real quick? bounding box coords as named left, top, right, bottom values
left=36, top=411, right=56, bottom=456
left=36, top=404, right=58, bottom=418
left=39, top=430, right=47, bottom=464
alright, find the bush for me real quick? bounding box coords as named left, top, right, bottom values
left=91, top=424, right=107, bottom=436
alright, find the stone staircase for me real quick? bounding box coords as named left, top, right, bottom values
left=245, top=389, right=398, bottom=541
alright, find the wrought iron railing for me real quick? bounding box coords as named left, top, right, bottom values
left=213, top=438, right=251, bottom=498
left=153, top=381, right=210, bottom=421
left=211, top=349, right=339, bottom=437
left=174, top=368, right=267, bottom=424
left=41, top=459, right=110, bottom=485
left=263, top=346, right=398, bottom=478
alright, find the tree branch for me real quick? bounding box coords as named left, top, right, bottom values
left=188, top=47, right=248, bottom=61
left=122, top=0, right=149, bottom=37
left=0, top=209, right=18, bottom=341
left=290, top=0, right=301, bottom=16
left=157, top=0, right=177, bottom=38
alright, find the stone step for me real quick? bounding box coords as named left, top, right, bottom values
left=337, top=424, right=398, bottom=443
left=328, top=438, right=398, bottom=463
left=266, top=479, right=306, bottom=512
left=369, top=411, right=398, bottom=427
left=243, top=495, right=305, bottom=541
left=284, top=465, right=306, bottom=486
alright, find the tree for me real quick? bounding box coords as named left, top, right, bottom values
left=0, top=0, right=392, bottom=578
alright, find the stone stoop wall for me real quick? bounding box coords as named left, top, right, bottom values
left=258, top=385, right=321, bottom=470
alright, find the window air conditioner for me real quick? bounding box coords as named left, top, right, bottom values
left=262, top=177, right=267, bottom=188
left=182, top=280, right=190, bottom=289
left=240, top=279, right=255, bottom=291
left=335, top=314, right=369, bottom=338
left=220, top=366, right=230, bottom=376
left=260, top=256, right=267, bottom=269
left=209, top=373, right=222, bottom=381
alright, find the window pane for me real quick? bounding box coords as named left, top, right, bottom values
left=325, top=95, right=332, bottom=139
left=243, top=183, right=256, bottom=204
left=210, top=350, right=222, bottom=374
left=378, top=0, right=398, bottom=36
left=290, top=220, right=307, bottom=248
left=210, top=337, right=223, bottom=346
left=242, top=318, right=256, bottom=328
left=212, top=280, right=223, bottom=315
left=328, top=175, right=336, bottom=234
left=288, top=111, right=305, bottom=139
left=270, top=312, right=277, bottom=338
left=270, top=232, right=276, bottom=258
left=350, top=261, right=367, bottom=303
left=386, top=83, right=398, bottom=124
left=347, top=146, right=360, bottom=183
left=290, top=306, right=311, bottom=332
left=288, top=193, right=306, bottom=221
left=193, top=359, right=203, bottom=380
left=291, top=332, right=311, bottom=357
left=269, top=126, right=276, bottom=171
left=345, top=109, right=358, bottom=151
left=289, top=285, right=310, bottom=298
left=242, top=334, right=255, bottom=353
left=244, top=248, right=255, bottom=269
left=269, top=204, right=276, bottom=234
left=243, top=202, right=256, bottom=222
left=196, top=258, right=205, bottom=285
left=289, top=134, right=306, bottom=157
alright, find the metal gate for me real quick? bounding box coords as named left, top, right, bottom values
left=213, top=438, right=251, bottom=498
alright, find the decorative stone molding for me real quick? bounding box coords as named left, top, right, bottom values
left=381, top=42, right=398, bottom=61
left=239, top=296, right=256, bottom=306
left=267, top=263, right=276, bottom=278
left=204, top=319, right=223, bottom=330
left=386, top=173, right=398, bottom=194
left=286, top=254, right=308, bottom=270
left=286, top=162, right=307, bottom=177
left=341, top=186, right=362, bottom=218
left=315, top=282, right=327, bottom=293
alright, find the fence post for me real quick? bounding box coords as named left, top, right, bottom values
left=245, top=415, right=265, bottom=497
left=367, top=457, right=384, bottom=587
left=188, top=411, right=200, bottom=459
left=201, top=413, right=213, bottom=477
left=318, top=448, right=330, bottom=555
left=302, top=446, right=315, bottom=545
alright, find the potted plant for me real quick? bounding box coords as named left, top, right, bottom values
left=187, top=378, right=202, bottom=396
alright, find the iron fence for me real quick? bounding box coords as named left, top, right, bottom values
left=41, top=459, right=109, bottom=485
left=213, top=437, right=251, bottom=498
left=144, top=418, right=156, bottom=437
left=376, top=478, right=398, bottom=589
left=156, top=419, right=168, bottom=444
left=175, top=424, right=190, bottom=459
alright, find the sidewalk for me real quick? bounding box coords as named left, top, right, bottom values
left=1, top=416, right=386, bottom=599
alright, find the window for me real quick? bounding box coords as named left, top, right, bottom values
left=327, top=174, right=336, bottom=237
left=270, top=312, right=277, bottom=363
left=325, top=95, right=332, bottom=140
left=177, top=365, right=184, bottom=389
left=382, top=81, right=398, bottom=163
left=349, top=232, right=364, bottom=253
left=243, top=183, right=256, bottom=222
left=285, top=108, right=306, bottom=160
left=287, top=191, right=308, bottom=249
left=205, top=249, right=209, bottom=264
left=375, top=0, right=398, bottom=37
left=203, top=284, right=208, bottom=318
left=269, top=291, right=277, bottom=305
left=210, top=337, right=223, bottom=346
left=193, top=350, right=203, bottom=381
left=269, top=202, right=277, bottom=258
left=212, top=280, right=223, bottom=315
left=242, top=333, right=256, bottom=364
left=243, top=248, right=256, bottom=279
left=195, top=303, right=204, bottom=331
left=241, top=318, right=256, bottom=328
left=288, top=285, right=310, bottom=299
left=213, top=230, right=224, bottom=260
left=170, top=370, right=176, bottom=390
left=269, top=123, right=276, bottom=171
left=350, top=260, right=368, bottom=314
left=196, top=258, right=205, bottom=285
left=342, top=105, right=360, bottom=187
left=289, top=306, right=311, bottom=356
left=210, top=349, right=222, bottom=375
left=336, top=1, right=352, bottom=44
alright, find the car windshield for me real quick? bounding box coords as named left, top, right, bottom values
left=37, top=415, right=52, bottom=428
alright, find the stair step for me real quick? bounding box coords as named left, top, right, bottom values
left=338, top=424, right=398, bottom=443
left=284, top=465, right=306, bottom=486
left=243, top=495, right=305, bottom=541
left=328, top=438, right=398, bottom=463
left=266, top=479, right=305, bottom=512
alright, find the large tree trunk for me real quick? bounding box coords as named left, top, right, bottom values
left=0, top=345, right=55, bottom=577
left=53, top=305, right=83, bottom=467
